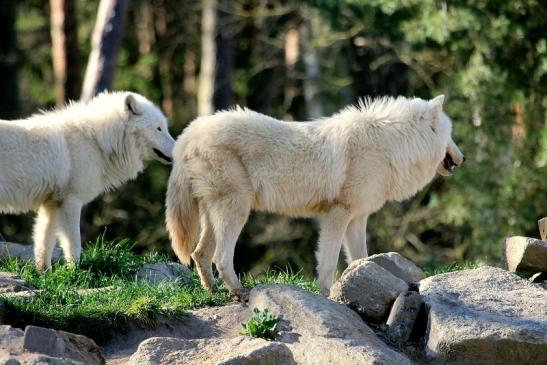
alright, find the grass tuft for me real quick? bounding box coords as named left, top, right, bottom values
left=422, top=262, right=482, bottom=277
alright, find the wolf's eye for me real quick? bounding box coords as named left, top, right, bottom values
left=157, top=127, right=162, bottom=132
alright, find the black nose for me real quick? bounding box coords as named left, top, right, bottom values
left=462, top=156, right=466, bottom=163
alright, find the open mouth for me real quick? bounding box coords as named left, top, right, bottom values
left=153, top=148, right=172, bottom=163
left=442, top=153, right=458, bottom=173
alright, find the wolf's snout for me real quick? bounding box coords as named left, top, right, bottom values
left=153, top=148, right=173, bottom=163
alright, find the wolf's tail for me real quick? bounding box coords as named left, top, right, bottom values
left=166, top=161, right=199, bottom=266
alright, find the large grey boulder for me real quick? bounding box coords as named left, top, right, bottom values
left=365, top=252, right=425, bottom=284
left=420, top=266, right=547, bottom=364
left=503, top=236, right=547, bottom=274
left=249, top=284, right=413, bottom=365
left=135, top=262, right=192, bottom=285
left=0, top=242, right=62, bottom=262
left=0, top=324, right=104, bottom=365
left=329, top=260, right=408, bottom=320
left=128, top=336, right=294, bottom=365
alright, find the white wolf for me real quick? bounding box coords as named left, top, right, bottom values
left=0, top=91, right=175, bottom=270
left=166, top=95, right=464, bottom=300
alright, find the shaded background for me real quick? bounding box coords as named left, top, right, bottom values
left=0, top=0, right=545, bottom=276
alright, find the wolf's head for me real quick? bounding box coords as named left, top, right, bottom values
left=124, top=93, right=175, bottom=164
left=427, top=96, right=464, bottom=176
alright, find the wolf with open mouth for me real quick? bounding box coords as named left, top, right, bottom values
left=0, top=91, right=175, bottom=270
left=166, top=95, right=463, bottom=300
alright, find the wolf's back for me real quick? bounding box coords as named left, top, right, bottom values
left=165, top=160, right=199, bottom=265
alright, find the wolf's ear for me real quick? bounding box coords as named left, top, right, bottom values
left=429, top=95, right=445, bottom=111
left=125, top=94, right=141, bottom=116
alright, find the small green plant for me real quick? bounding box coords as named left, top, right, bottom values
left=240, top=308, right=280, bottom=340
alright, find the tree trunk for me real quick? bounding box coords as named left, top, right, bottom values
left=197, top=0, right=217, bottom=116
left=81, top=0, right=130, bottom=102
left=50, top=0, right=81, bottom=105
left=302, top=18, right=322, bottom=119
left=0, top=0, right=20, bottom=119
left=213, top=0, right=234, bottom=110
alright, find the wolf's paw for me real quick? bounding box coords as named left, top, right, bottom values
left=232, top=288, right=250, bottom=303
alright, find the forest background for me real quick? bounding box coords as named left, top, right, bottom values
left=0, top=0, right=545, bottom=276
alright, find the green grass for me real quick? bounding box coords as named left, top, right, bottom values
left=422, top=262, right=482, bottom=277
left=0, top=238, right=318, bottom=344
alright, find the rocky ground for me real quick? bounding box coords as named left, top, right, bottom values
left=0, top=237, right=546, bottom=364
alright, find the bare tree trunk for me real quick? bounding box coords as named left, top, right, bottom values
left=302, top=18, right=322, bottom=119
left=214, top=0, right=234, bottom=110
left=0, top=0, right=19, bottom=119
left=50, top=0, right=81, bottom=105
left=81, top=0, right=130, bottom=102
left=197, top=0, right=217, bottom=116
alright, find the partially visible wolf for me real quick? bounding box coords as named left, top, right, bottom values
left=166, top=95, right=464, bottom=300
left=0, top=91, right=175, bottom=270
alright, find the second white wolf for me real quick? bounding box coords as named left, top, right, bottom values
left=0, top=91, right=175, bottom=270
left=166, top=95, right=464, bottom=300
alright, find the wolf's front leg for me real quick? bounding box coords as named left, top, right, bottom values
left=57, top=197, right=83, bottom=266
left=33, top=205, right=59, bottom=271
left=316, top=206, right=352, bottom=296
left=343, top=215, right=368, bottom=263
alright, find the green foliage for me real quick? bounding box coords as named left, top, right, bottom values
left=0, top=239, right=230, bottom=344
left=240, top=308, right=280, bottom=341
left=243, top=267, right=320, bottom=294
left=423, top=262, right=482, bottom=277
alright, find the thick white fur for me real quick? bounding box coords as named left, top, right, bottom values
left=166, top=95, right=464, bottom=299
left=0, top=91, right=175, bottom=270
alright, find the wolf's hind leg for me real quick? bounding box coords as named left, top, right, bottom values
left=209, top=194, right=252, bottom=302
left=56, top=197, right=83, bottom=266
left=192, top=209, right=216, bottom=291
left=33, top=204, right=59, bottom=271
left=316, top=206, right=351, bottom=296
left=343, top=215, right=368, bottom=263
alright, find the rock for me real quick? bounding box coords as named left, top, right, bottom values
left=128, top=336, right=294, bottom=365
left=503, top=236, right=547, bottom=274
left=386, top=290, right=423, bottom=343
left=364, top=252, right=425, bottom=284
left=0, top=272, right=33, bottom=294
left=135, top=262, right=192, bottom=285
left=102, top=304, right=252, bottom=361
left=249, top=284, right=413, bottom=364
left=23, top=326, right=64, bottom=357
left=0, top=325, right=24, bottom=348
left=420, top=266, right=547, bottom=364
left=1, top=324, right=104, bottom=364
left=0, top=242, right=61, bottom=263
left=329, top=260, right=408, bottom=321
left=23, top=325, right=105, bottom=365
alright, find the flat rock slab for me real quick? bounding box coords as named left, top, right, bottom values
left=420, top=266, right=547, bottom=364
left=128, top=336, right=294, bottom=365
left=0, top=242, right=62, bottom=262
left=103, top=304, right=251, bottom=362
left=364, top=252, right=425, bottom=284
left=135, top=262, right=192, bottom=285
left=329, top=260, right=408, bottom=321
left=503, top=236, right=547, bottom=273
left=250, top=284, right=413, bottom=364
